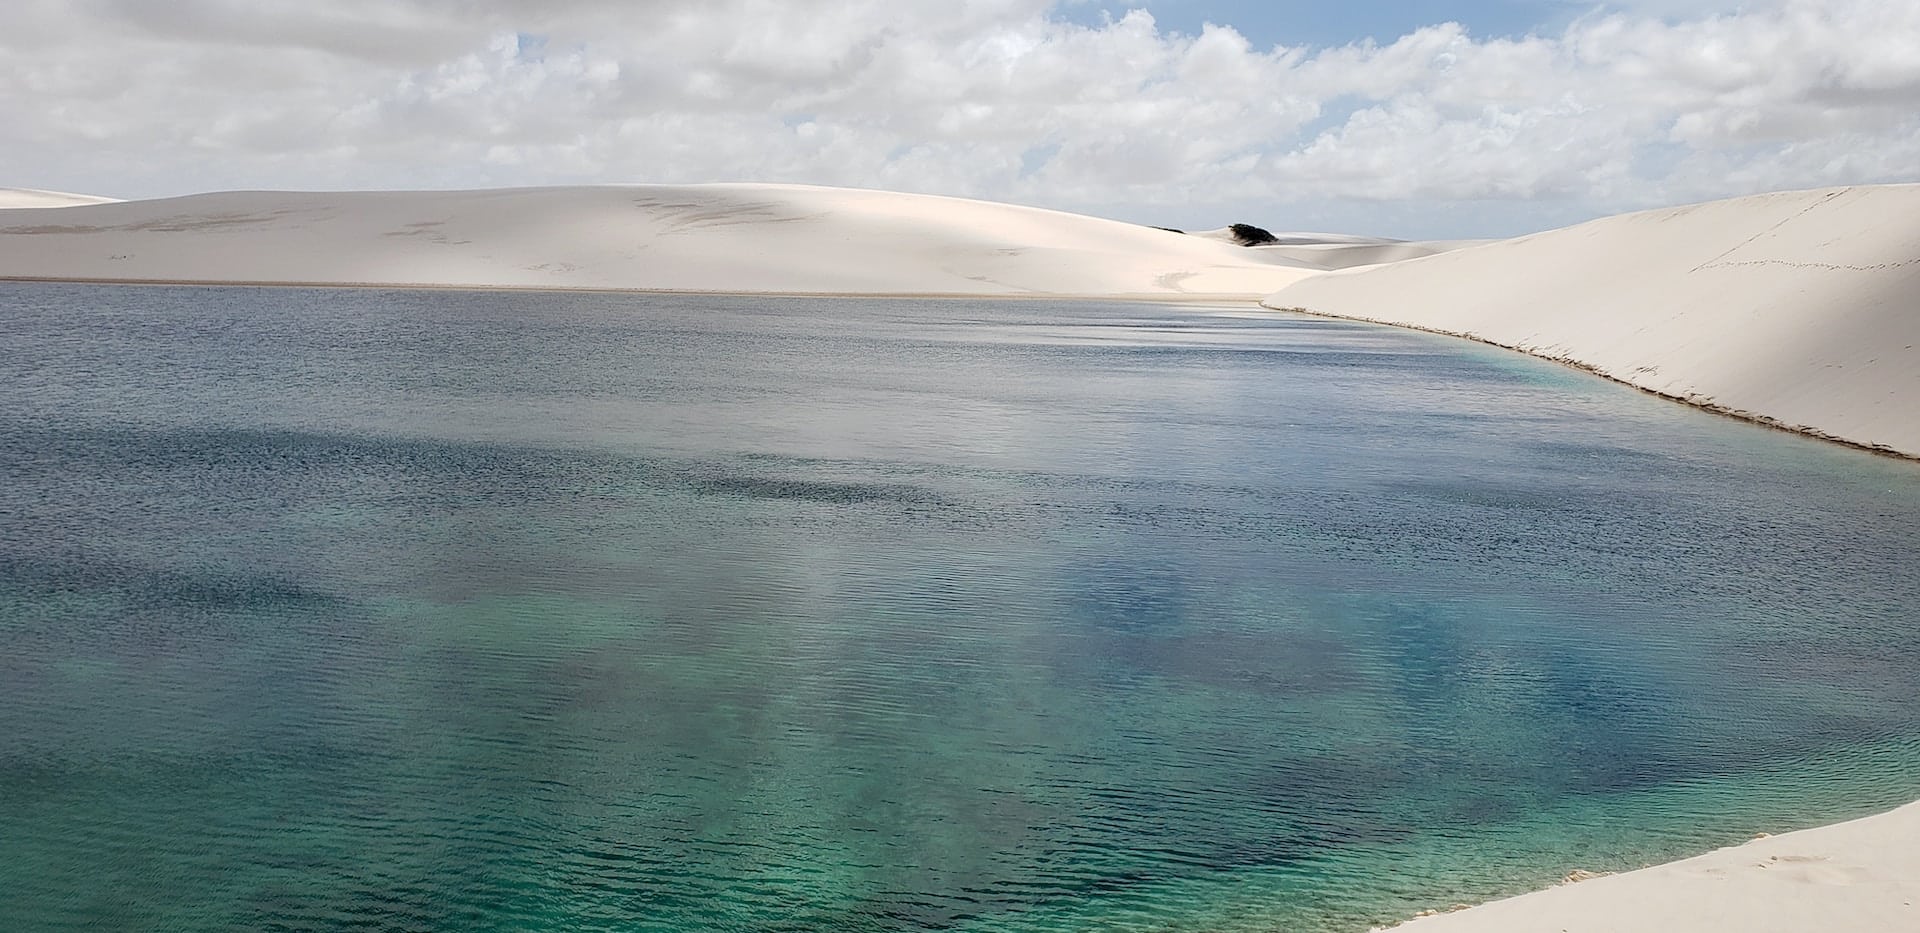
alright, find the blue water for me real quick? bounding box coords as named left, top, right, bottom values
left=2, top=282, right=1918, bottom=932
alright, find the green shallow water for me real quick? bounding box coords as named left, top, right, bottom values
left=2, top=283, right=1918, bottom=932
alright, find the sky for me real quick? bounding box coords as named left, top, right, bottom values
left=3, top=1, right=1918, bottom=238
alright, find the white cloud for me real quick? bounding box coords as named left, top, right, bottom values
left=1, top=0, right=1915, bottom=236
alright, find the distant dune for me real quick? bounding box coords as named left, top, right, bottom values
left=1250, top=238, right=1479, bottom=271
left=0, top=183, right=1317, bottom=299
left=1183, top=226, right=1477, bottom=270
left=1264, top=185, right=1920, bottom=458
left=0, top=187, right=123, bottom=209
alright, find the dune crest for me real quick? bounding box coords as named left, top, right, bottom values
left=1263, top=184, right=1920, bottom=458
left=0, top=188, right=123, bottom=209
left=0, top=183, right=1315, bottom=299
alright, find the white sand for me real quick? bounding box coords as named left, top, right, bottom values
left=1262, top=184, right=1920, bottom=458
left=0, top=187, right=123, bottom=209
left=1384, top=801, right=1920, bottom=933
left=1250, top=237, right=1481, bottom=271
left=0, top=183, right=1316, bottom=298
left=1190, top=227, right=1479, bottom=270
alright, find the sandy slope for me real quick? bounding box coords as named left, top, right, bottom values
left=0, top=187, right=123, bottom=209
left=1249, top=238, right=1478, bottom=271
left=1262, top=184, right=1920, bottom=457
left=1189, top=227, right=1477, bottom=270
left=0, top=183, right=1315, bottom=298
left=1385, top=801, right=1920, bottom=933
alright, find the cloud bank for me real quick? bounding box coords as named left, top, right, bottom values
left=3, top=0, right=1917, bottom=236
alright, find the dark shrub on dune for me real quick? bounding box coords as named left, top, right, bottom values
left=1229, top=223, right=1278, bottom=246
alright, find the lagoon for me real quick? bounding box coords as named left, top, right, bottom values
left=3, top=283, right=1918, bottom=931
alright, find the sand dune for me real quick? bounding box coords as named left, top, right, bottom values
left=1183, top=226, right=1476, bottom=270
left=1249, top=238, right=1478, bottom=271
left=0, top=183, right=1315, bottom=298
left=1384, top=801, right=1920, bottom=933
left=1262, top=184, right=1920, bottom=458
left=0, top=187, right=123, bottom=209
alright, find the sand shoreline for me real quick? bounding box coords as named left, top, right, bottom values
left=10, top=271, right=1911, bottom=462
left=1261, top=184, right=1920, bottom=460
left=1266, top=303, right=1920, bottom=463
left=0, top=274, right=1272, bottom=304
left=1379, top=799, right=1920, bottom=932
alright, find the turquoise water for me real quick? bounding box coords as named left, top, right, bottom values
left=2, top=283, right=1918, bottom=932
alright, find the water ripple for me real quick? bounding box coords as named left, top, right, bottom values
left=3, top=286, right=1919, bottom=932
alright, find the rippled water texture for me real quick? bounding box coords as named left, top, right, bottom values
left=3, top=283, right=1919, bottom=932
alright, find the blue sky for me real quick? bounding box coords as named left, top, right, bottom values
left=2, top=1, right=1915, bottom=238
left=1060, top=0, right=1587, bottom=48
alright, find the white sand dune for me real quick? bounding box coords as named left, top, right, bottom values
left=1249, top=238, right=1479, bottom=271
left=1263, top=184, right=1920, bottom=458
left=0, top=183, right=1314, bottom=298
left=1187, top=227, right=1476, bottom=270
left=0, top=187, right=123, bottom=209
left=1384, top=801, right=1920, bottom=933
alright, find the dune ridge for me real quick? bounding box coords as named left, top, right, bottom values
left=1250, top=237, right=1478, bottom=271
left=1262, top=184, right=1920, bottom=458
left=0, top=187, right=123, bottom=209
left=0, top=183, right=1317, bottom=299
